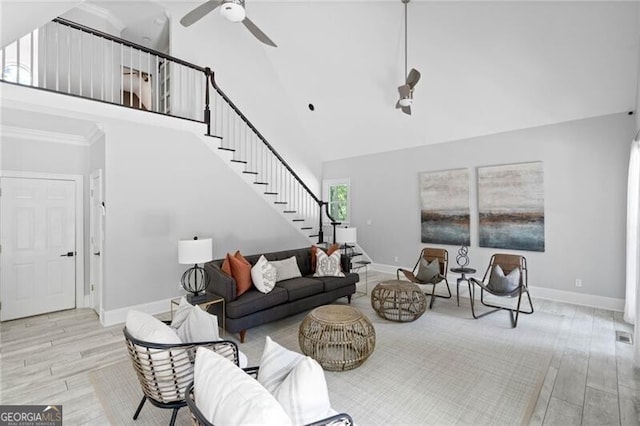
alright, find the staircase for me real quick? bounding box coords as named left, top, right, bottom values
left=0, top=17, right=338, bottom=244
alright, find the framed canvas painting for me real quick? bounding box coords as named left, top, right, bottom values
left=477, top=162, right=545, bottom=252
left=419, top=168, right=470, bottom=246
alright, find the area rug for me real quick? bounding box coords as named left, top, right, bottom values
left=91, top=294, right=561, bottom=425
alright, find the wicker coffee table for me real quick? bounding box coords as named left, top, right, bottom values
left=298, top=305, right=375, bottom=371
left=371, top=280, right=427, bottom=322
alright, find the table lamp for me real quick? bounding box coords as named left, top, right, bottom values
left=178, top=236, right=213, bottom=303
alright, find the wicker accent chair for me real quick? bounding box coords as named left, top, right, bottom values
left=123, top=324, right=241, bottom=426
left=397, top=248, right=452, bottom=309
left=185, top=379, right=354, bottom=426
left=468, top=254, right=534, bottom=328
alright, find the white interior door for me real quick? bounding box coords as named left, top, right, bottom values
left=0, top=177, right=76, bottom=321
left=89, top=170, right=103, bottom=317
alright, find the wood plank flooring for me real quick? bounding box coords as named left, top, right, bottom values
left=0, top=270, right=638, bottom=425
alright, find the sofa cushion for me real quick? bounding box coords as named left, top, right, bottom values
left=275, top=277, right=324, bottom=302
left=226, top=287, right=288, bottom=319
left=316, top=273, right=359, bottom=292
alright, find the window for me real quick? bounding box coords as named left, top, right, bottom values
left=323, top=178, right=350, bottom=224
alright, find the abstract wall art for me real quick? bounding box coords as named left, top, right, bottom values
left=420, top=168, right=470, bottom=246
left=477, top=162, right=545, bottom=252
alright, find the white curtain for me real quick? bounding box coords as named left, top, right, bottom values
left=625, top=139, right=639, bottom=325
left=625, top=137, right=640, bottom=364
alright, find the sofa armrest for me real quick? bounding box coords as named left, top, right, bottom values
left=204, top=261, right=237, bottom=301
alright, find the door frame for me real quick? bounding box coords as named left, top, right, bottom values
left=89, top=169, right=103, bottom=320
left=0, top=170, right=85, bottom=309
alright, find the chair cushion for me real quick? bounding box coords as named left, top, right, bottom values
left=257, top=336, right=304, bottom=394
left=175, top=305, right=220, bottom=343
left=251, top=255, right=277, bottom=294
left=274, top=356, right=333, bottom=425
left=313, top=250, right=345, bottom=277
left=194, top=347, right=291, bottom=426
left=416, top=257, right=440, bottom=283
left=488, top=265, right=520, bottom=293
left=270, top=256, right=303, bottom=282
left=226, top=287, right=288, bottom=319
left=276, top=277, right=324, bottom=301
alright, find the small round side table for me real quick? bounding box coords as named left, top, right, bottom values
left=299, top=305, right=376, bottom=371
left=449, top=267, right=476, bottom=307
left=370, top=280, right=427, bottom=322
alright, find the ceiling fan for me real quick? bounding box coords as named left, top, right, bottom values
left=180, top=0, right=277, bottom=47
left=396, top=0, right=420, bottom=115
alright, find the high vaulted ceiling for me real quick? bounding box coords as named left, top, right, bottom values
left=2, top=1, right=639, bottom=167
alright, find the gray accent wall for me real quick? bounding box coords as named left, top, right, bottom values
left=322, top=113, right=635, bottom=300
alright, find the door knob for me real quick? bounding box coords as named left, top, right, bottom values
left=60, top=252, right=75, bottom=257
left=93, top=252, right=101, bottom=256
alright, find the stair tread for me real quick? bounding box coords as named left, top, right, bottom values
left=243, top=171, right=259, bottom=175
left=264, top=192, right=278, bottom=195
left=292, top=219, right=304, bottom=222
left=300, top=227, right=313, bottom=230
left=231, top=159, right=247, bottom=163
left=274, top=201, right=287, bottom=205
left=218, top=147, right=235, bottom=152
left=283, top=210, right=297, bottom=213
left=204, top=133, right=223, bottom=139
left=254, top=182, right=268, bottom=185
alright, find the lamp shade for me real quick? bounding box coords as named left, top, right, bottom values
left=178, top=238, right=213, bottom=264
left=335, top=227, right=357, bottom=244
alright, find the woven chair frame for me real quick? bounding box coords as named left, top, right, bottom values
left=469, top=254, right=534, bottom=328
left=123, top=323, right=239, bottom=425
left=396, top=247, right=452, bottom=308
left=185, top=378, right=354, bottom=426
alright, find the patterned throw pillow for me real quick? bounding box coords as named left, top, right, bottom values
left=416, top=257, right=440, bottom=283
left=251, top=255, right=277, bottom=294
left=488, top=265, right=520, bottom=293
left=313, top=250, right=345, bottom=277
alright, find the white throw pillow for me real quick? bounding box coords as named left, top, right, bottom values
left=273, top=357, right=333, bottom=425
left=126, top=309, right=182, bottom=346
left=251, top=255, right=277, bottom=293
left=176, top=305, right=220, bottom=343
left=314, top=250, right=345, bottom=277
left=194, top=347, right=291, bottom=426
left=257, top=336, right=304, bottom=394
left=170, top=296, right=192, bottom=329
left=269, top=256, right=303, bottom=282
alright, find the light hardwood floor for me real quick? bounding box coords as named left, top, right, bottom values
left=1, top=271, right=638, bottom=425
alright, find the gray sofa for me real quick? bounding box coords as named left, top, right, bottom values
left=203, top=247, right=358, bottom=343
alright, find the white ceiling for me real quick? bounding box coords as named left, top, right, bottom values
left=1, top=1, right=639, bottom=165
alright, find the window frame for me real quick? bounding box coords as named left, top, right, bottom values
left=322, top=178, right=350, bottom=224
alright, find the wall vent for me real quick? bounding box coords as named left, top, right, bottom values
left=616, top=330, right=633, bottom=344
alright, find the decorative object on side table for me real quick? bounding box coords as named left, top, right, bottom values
left=456, top=244, right=470, bottom=268
left=178, top=236, right=213, bottom=304
left=335, top=226, right=358, bottom=272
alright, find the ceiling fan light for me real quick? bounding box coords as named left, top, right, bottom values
left=399, top=98, right=413, bottom=107
left=220, top=3, right=246, bottom=22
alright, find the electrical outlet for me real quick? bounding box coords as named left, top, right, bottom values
left=394, top=256, right=399, bottom=263
left=366, top=219, right=372, bottom=225
left=575, top=279, right=582, bottom=288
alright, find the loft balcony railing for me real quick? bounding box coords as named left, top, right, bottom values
left=0, top=18, right=339, bottom=244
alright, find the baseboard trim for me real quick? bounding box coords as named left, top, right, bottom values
left=101, top=298, right=173, bottom=327
left=370, top=262, right=624, bottom=312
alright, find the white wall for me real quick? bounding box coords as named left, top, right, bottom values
left=323, top=113, right=635, bottom=301
left=0, top=0, right=81, bottom=46
left=101, top=120, right=309, bottom=311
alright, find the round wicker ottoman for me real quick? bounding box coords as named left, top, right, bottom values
left=298, top=305, right=376, bottom=371
left=371, top=280, right=427, bottom=322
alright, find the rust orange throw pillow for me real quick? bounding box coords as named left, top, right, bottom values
left=230, top=251, right=252, bottom=296
left=221, top=254, right=233, bottom=277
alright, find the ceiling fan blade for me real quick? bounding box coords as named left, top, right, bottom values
left=180, top=0, right=222, bottom=27
left=395, top=100, right=402, bottom=109
left=242, top=17, right=277, bottom=47
left=398, top=84, right=411, bottom=99
left=401, top=105, right=412, bottom=115
left=406, top=68, right=421, bottom=89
